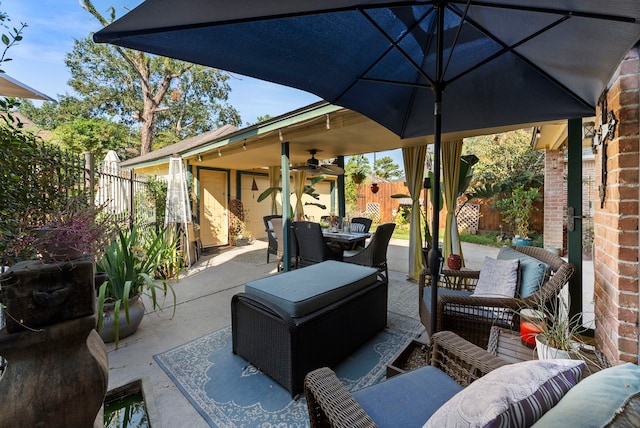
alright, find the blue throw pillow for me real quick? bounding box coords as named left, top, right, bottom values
left=532, top=363, right=640, bottom=427
left=497, top=247, right=548, bottom=297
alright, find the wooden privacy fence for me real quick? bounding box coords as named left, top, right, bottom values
left=355, top=181, right=544, bottom=234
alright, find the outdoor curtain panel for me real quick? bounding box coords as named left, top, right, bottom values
left=293, top=170, right=307, bottom=221
left=402, top=145, right=427, bottom=280
left=442, top=139, right=464, bottom=266
left=268, top=166, right=280, bottom=215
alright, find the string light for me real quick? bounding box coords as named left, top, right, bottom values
left=218, top=149, right=222, bottom=157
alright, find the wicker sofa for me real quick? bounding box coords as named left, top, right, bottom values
left=305, top=330, right=640, bottom=428
left=419, top=246, right=575, bottom=349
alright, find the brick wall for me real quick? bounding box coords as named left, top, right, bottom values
left=594, top=46, right=640, bottom=364
left=544, top=150, right=566, bottom=251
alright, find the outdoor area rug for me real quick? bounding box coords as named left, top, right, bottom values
left=154, top=311, right=423, bottom=427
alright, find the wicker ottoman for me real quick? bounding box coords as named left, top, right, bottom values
left=231, top=261, right=387, bottom=397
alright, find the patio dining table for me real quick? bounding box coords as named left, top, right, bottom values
left=322, top=230, right=370, bottom=248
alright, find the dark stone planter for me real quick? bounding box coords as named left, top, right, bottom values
left=0, top=259, right=95, bottom=333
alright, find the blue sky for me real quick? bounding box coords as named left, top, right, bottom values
left=1, top=1, right=403, bottom=170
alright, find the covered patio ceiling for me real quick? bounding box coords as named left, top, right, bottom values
left=121, top=101, right=564, bottom=173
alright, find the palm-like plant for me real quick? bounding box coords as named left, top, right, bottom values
left=97, top=226, right=180, bottom=347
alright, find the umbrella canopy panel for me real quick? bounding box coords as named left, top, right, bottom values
left=95, top=1, right=640, bottom=139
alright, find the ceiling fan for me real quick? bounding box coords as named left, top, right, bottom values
left=295, top=149, right=344, bottom=175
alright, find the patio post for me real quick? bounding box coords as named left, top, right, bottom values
left=429, top=4, right=445, bottom=336
left=566, top=118, right=584, bottom=325
left=337, top=156, right=345, bottom=218
left=281, top=141, right=292, bottom=272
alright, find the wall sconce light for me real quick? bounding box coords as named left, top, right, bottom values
left=197, top=155, right=202, bottom=162
left=279, top=129, right=283, bottom=141
left=536, top=128, right=541, bottom=139
left=218, top=149, right=222, bottom=157
left=582, top=121, right=596, bottom=139
left=370, top=183, right=379, bottom=194
left=551, top=157, right=558, bottom=170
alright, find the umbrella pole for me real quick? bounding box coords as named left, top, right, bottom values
left=429, top=5, right=445, bottom=337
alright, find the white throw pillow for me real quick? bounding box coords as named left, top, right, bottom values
left=423, top=359, right=585, bottom=428
left=473, top=256, right=519, bottom=298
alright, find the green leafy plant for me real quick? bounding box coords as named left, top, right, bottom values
left=495, top=185, right=541, bottom=238
left=97, top=226, right=180, bottom=347
left=33, top=197, right=118, bottom=263
left=257, top=175, right=327, bottom=219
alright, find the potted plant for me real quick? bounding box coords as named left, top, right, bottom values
left=351, top=170, right=366, bottom=184
left=519, top=295, right=599, bottom=364
left=97, top=225, right=180, bottom=348
left=31, top=197, right=117, bottom=263
left=495, top=185, right=540, bottom=245
left=228, top=199, right=252, bottom=246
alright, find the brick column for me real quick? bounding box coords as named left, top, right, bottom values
left=594, top=46, right=640, bottom=364
left=544, top=150, right=566, bottom=253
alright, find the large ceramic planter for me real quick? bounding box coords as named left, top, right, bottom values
left=535, top=334, right=576, bottom=360
left=99, top=295, right=145, bottom=343
left=512, top=237, right=531, bottom=246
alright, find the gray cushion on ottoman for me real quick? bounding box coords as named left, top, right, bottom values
left=244, top=261, right=378, bottom=317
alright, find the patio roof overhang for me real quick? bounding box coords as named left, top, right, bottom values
left=533, top=117, right=596, bottom=151
left=122, top=101, right=565, bottom=173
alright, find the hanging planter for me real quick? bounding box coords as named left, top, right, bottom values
left=351, top=171, right=366, bottom=184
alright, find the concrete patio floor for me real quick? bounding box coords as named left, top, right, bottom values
left=104, top=238, right=499, bottom=427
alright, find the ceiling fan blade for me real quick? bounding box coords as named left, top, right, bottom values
left=319, top=164, right=344, bottom=175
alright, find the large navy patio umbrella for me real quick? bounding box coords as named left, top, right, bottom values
left=95, top=0, right=640, bottom=335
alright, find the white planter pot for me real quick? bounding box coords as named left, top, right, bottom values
left=535, top=334, right=576, bottom=360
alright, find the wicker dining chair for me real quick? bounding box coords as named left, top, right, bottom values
left=270, top=217, right=298, bottom=271
left=263, top=215, right=280, bottom=264
left=292, top=221, right=342, bottom=267
left=350, top=217, right=372, bottom=233
left=342, top=223, right=395, bottom=284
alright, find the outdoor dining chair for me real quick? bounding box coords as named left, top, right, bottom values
left=292, top=221, right=343, bottom=268
left=270, top=217, right=298, bottom=271
left=343, top=223, right=395, bottom=284
left=263, top=215, right=280, bottom=264
left=350, top=217, right=372, bottom=233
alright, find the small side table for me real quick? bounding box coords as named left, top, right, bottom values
left=487, top=326, right=610, bottom=375
left=487, top=326, right=537, bottom=363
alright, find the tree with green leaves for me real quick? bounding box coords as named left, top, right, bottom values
left=464, top=128, right=544, bottom=192
left=373, top=155, right=402, bottom=180
left=344, top=155, right=371, bottom=212
left=0, top=5, right=26, bottom=74
left=68, top=1, right=241, bottom=155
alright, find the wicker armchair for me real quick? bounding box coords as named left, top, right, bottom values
left=342, top=223, right=395, bottom=284
left=419, top=246, right=575, bottom=349
left=304, top=331, right=508, bottom=428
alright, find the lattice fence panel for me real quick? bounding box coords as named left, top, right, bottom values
left=457, top=203, right=480, bottom=233
left=365, top=202, right=381, bottom=223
